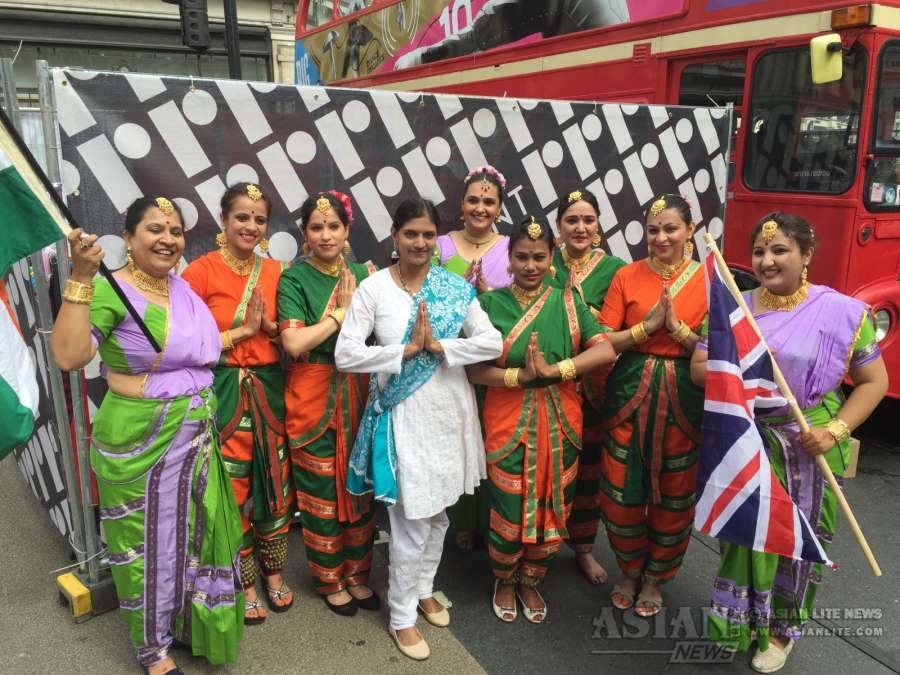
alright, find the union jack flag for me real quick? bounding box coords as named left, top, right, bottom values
left=694, top=250, right=831, bottom=564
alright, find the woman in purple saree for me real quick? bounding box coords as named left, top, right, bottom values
left=433, top=165, right=513, bottom=293
left=51, top=197, right=243, bottom=674
left=691, top=213, right=888, bottom=673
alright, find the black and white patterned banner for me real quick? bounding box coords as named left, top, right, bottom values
left=54, top=69, right=730, bottom=268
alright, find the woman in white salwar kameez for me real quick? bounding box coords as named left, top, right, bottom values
left=335, top=198, right=502, bottom=661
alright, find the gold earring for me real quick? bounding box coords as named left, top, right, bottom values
left=216, top=232, right=226, bottom=248
left=302, top=242, right=310, bottom=255
left=343, top=240, right=351, bottom=254
left=259, top=238, right=269, bottom=253
left=801, top=266, right=808, bottom=284
left=684, top=241, right=694, bottom=259
left=549, top=265, right=557, bottom=276
left=591, top=233, right=602, bottom=248
left=126, top=246, right=134, bottom=269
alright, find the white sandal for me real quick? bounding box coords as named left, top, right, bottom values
left=491, top=579, right=517, bottom=623
left=515, top=585, right=547, bottom=624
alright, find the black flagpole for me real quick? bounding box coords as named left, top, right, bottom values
left=0, top=105, right=162, bottom=353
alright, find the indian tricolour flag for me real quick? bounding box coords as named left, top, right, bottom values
left=0, top=282, right=38, bottom=459
left=0, top=115, right=69, bottom=276
left=0, top=112, right=69, bottom=457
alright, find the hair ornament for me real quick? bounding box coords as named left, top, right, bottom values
left=527, top=216, right=542, bottom=240
left=649, top=197, right=667, bottom=217
left=155, top=197, right=175, bottom=216
left=316, top=195, right=332, bottom=216
left=327, top=190, right=353, bottom=224
left=246, top=183, right=263, bottom=201
left=761, top=219, right=779, bottom=244
left=568, top=190, right=583, bottom=204
left=464, top=164, right=507, bottom=190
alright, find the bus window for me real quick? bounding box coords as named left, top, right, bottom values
left=679, top=59, right=745, bottom=183
left=744, top=45, right=865, bottom=194
left=678, top=60, right=745, bottom=108
left=866, top=42, right=900, bottom=210
left=306, top=0, right=335, bottom=29
left=338, top=0, right=373, bottom=16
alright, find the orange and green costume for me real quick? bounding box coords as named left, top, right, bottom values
left=596, top=259, right=706, bottom=583
left=550, top=248, right=626, bottom=553
left=182, top=251, right=292, bottom=588
left=479, top=284, right=608, bottom=581
left=277, top=259, right=376, bottom=595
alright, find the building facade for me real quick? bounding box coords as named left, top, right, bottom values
left=0, top=1, right=298, bottom=98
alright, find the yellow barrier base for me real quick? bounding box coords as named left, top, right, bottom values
left=56, top=572, right=92, bottom=618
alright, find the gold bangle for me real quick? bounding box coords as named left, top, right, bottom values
left=557, top=358, right=577, bottom=382
left=826, top=418, right=851, bottom=444
left=62, top=279, right=93, bottom=305
left=329, top=307, right=346, bottom=326
left=670, top=321, right=692, bottom=344
left=630, top=322, right=649, bottom=345
left=503, top=367, right=521, bottom=388
left=220, top=330, right=234, bottom=351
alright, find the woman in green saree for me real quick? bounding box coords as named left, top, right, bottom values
left=468, top=216, right=617, bottom=624
left=550, top=188, right=626, bottom=585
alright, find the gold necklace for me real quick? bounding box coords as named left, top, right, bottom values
left=461, top=229, right=497, bottom=248
left=128, top=261, right=169, bottom=297
left=649, top=256, right=686, bottom=281
left=563, top=249, right=593, bottom=275
left=307, top=255, right=342, bottom=277
left=510, top=283, right=544, bottom=308
left=219, top=248, right=254, bottom=276
left=758, top=282, right=809, bottom=311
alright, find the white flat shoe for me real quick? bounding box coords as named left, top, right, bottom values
left=492, top=579, right=517, bottom=623
left=751, top=640, right=793, bottom=673
left=389, top=627, right=430, bottom=661
left=417, top=599, right=450, bottom=627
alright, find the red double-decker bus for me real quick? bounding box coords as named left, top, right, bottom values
left=296, top=1, right=900, bottom=396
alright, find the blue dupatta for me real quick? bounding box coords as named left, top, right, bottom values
left=347, top=266, right=475, bottom=504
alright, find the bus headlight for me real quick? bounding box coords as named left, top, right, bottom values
left=874, top=308, right=891, bottom=342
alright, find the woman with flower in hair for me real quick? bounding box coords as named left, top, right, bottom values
left=182, top=182, right=294, bottom=625
left=549, top=188, right=626, bottom=585
left=691, top=213, right=887, bottom=673
left=467, top=215, right=617, bottom=624
left=595, top=193, right=706, bottom=617
left=277, top=191, right=380, bottom=616
left=437, top=164, right=511, bottom=548
left=435, top=164, right=512, bottom=294
left=51, top=197, right=243, bottom=673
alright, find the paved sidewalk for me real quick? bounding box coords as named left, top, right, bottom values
left=2, top=436, right=898, bottom=674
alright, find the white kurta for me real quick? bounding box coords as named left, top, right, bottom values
left=335, top=268, right=502, bottom=520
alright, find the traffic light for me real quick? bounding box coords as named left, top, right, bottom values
left=162, top=0, right=210, bottom=51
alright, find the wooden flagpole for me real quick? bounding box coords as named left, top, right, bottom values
left=0, top=105, right=161, bottom=352
left=703, top=233, right=881, bottom=577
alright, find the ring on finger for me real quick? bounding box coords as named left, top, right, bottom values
left=79, top=242, right=90, bottom=250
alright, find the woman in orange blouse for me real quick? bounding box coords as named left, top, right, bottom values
left=596, top=194, right=707, bottom=618
left=182, top=182, right=293, bottom=625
